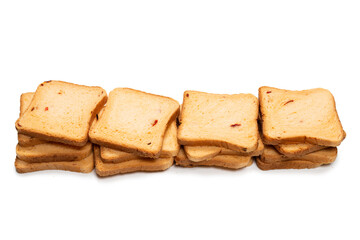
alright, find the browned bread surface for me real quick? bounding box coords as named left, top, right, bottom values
left=178, top=91, right=259, bottom=152
left=184, top=138, right=264, bottom=162
left=261, top=145, right=337, bottom=164
left=15, top=152, right=94, bottom=173
left=175, top=148, right=252, bottom=170
left=100, top=120, right=179, bottom=163
left=16, top=81, right=107, bottom=146
left=90, top=88, right=180, bottom=158
left=94, top=146, right=173, bottom=177
left=259, top=86, right=345, bottom=146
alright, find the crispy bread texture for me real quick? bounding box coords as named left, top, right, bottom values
left=259, top=87, right=345, bottom=146
left=178, top=91, right=259, bottom=152
left=100, top=120, right=179, bottom=163
left=90, top=88, right=180, bottom=158
left=16, top=81, right=107, bottom=146
left=175, top=149, right=252, bottom=170
left=94, top=146, right=173, bottom=177
left=15, top=152, right=94, bottom=173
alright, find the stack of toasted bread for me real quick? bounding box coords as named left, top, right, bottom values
left=15, top=81, right=107, bottom=173
left=257, top=87, right=346, bottom=170
left=176, top=91, right=264, bottom=169
left=15, top=82, right=345, bottom=174
left=89, top=88, right=180, bottom=176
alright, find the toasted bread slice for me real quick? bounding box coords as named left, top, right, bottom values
left=256, top=157, right=330, bottom=170
left=259, top=87, right=345, bottom=146
left=101, top=120, right=179, bottom=163
left=16, top=142, right=92, bottom=162
left=177, top=91, right=259, bottom=152
left=89, top=88, right=180, bottom=158
left=261, top=145, right=337, bottom=164
left=184, top=138, right=264, bottom=162
left=175, top=149, right=252, bottom=169
left=16, top=81, right=107, bottom=146
left=94, top=146, right=173, bottom=177
left=18, top=93, right=47, bottom=146
left=274, top=143, right=326, bottom=157
left=15, top=152, right=94, bottom=173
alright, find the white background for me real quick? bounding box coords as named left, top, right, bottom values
left=0, top=0, right=359, bottom=239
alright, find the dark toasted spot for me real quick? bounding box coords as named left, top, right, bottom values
left=147, top=142, right=151, bottom=145
left=284, top=100, right=294, bottom=105
left=186, top=93, right=189, bottom=97
left=230, top=123, right=241, bottom=127
left=31, top=107, right=35, bottom=111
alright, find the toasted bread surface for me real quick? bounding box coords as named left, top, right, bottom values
left=100, top=120, right=179, bottom=163
left=261, top=145, right=337, bottom=164
left=16, top=81, right=107, bottom=146
left=90, top=88, right=180, bottom=158
left=256, top=157, right=329, bottom=170
left=16, top=142, right=92, bottom=162
left=184, top=138, right=264, bottom=162
left=274, top=143, right=327, bottom=157
left=259, top=87, right=345, bottom=146
left=175, top=149, right=252, bottom=169
left=18, top=93, right=47, bottom=146
left=178, top=91, right=259, bottom=152
left=94, top=146, right=173, bottom=177
left=15, top=152, right=94, bottom=173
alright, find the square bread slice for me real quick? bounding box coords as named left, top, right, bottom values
left=184, top=138, right=264, bottom=162
left=177, top=91, right=259, bottom=152
left=89, top=88, right=180, bottom=158
left=16, top=81, right=107, bottom=146
left=259, top=86, right=345, bottom=146
left=261, top=145, right=337, bottom=164
left=16, top=142, right=92, bottom=162
left=274, top=143, right=326, bottom=157
left=256, top=157, right=326, bottom=170
left=94, top=146, right=173, bottom=177
left=100, top=120, right=179, bottom=163
left=175, top=149, right=252, bottom=170
left=15, top=152, right=94, bottom=173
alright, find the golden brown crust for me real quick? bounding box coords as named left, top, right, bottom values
left=94, top=146, right=173, bottom=177
left=15, top=152, right=94, bottom=173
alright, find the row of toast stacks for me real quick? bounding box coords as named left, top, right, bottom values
left=15, top=81, right=108, bottom=173
left=89, top=88, right=180, bottom=177
left=176, top=91, right=264, bottom=169
left=256, top=87, right=346, bottom=170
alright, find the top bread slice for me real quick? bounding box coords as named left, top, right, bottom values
left=16, top=81, right=107, bottom=146
left=89, top=88, right=180, bottom=158
left=100, top=120, right=180, bottom=162
left=184, top=138, right=264, bottom=162
left=259, top=87, right=345, bottom=147
left=177, top=91, right=259, bottom=152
